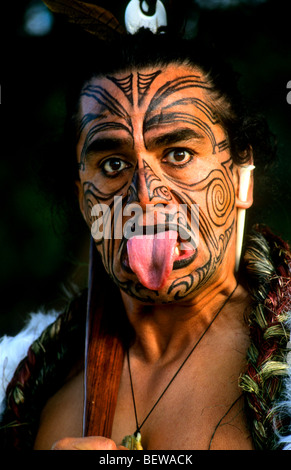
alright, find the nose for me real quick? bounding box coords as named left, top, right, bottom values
left=127, top=160, right=172, bottom=208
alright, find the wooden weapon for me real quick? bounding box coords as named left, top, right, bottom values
left=83, top=238, right=125, bottom=437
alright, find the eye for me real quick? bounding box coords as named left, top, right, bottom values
left=102, top=157, right=131, bottom=176
left=163, top=149, right=193, bottom=166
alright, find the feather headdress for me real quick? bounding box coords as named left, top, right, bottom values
left=42, top=0, right=125, bottom=39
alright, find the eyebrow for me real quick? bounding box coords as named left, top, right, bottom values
left=84, top=136, right=133, bottom=157
left=145, top=128, right=204, bottom=149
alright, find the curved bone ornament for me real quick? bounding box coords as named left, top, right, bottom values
left=235, top=165, right=255, bottom=271
left=125, top=0, right=167, bottom=34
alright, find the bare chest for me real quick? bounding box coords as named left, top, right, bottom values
left=35, top=322, right=253, bottom=450
left=111, top=338, right=253, bottom=450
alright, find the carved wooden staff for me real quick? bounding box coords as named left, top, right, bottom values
left=83, top=238, right=125, bottom=437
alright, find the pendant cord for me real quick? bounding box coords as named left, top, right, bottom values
left=126, top=350, right=140, bottom=435
left=127, top=282, right=238, bottom=435
left=208, top=393, right=244, bottom=450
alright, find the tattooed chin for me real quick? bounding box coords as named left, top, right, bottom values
left=96, top=209, right=234, bottom=302
left=97, top=235, right=215, bottom=304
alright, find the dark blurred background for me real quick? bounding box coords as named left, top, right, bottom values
left=0, top=0, right=290, bottom=335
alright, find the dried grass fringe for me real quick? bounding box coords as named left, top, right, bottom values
left=239, top=225, right=291, bottom=450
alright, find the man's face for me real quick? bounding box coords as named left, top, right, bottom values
left=76, top=64, right=237, bottom=303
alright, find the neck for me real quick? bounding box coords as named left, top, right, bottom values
left=120, top=271, right=242, bottom=364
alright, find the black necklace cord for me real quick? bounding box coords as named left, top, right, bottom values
left=126, top=349, right=140, bottom=436
left=208, top=393, right=244, bottom=450
left=127, top=282, right=239, bottom=435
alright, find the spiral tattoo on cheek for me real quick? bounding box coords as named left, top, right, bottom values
left=209, top=178, right=230, bottom=224
left=164, top=158, right=235, bottom=299
left=206, top=161, right=234, bottom=227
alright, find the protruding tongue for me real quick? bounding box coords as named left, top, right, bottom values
left=127, top=230, right=177, bottom=291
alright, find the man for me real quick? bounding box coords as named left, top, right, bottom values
left=1, top=5, right=291, bottom=451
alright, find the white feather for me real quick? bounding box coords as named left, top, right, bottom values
left=0, top=310, right=59, bottom=417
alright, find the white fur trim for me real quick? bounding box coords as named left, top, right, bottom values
left=0, top=310, right=59, bottom=418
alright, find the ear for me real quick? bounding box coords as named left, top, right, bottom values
left=234, top=155, right=255, bottom=210
left=75, top=180, right=86, bottom=220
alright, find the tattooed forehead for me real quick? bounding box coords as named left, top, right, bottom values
left=76, top=66, right=230, bottom=175
left=76, top=66, right=218, bottom=137
left=79, top=65, right=209, bottom=108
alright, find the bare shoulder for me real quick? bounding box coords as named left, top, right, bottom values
left=33, top=368, right=84, bottom=450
